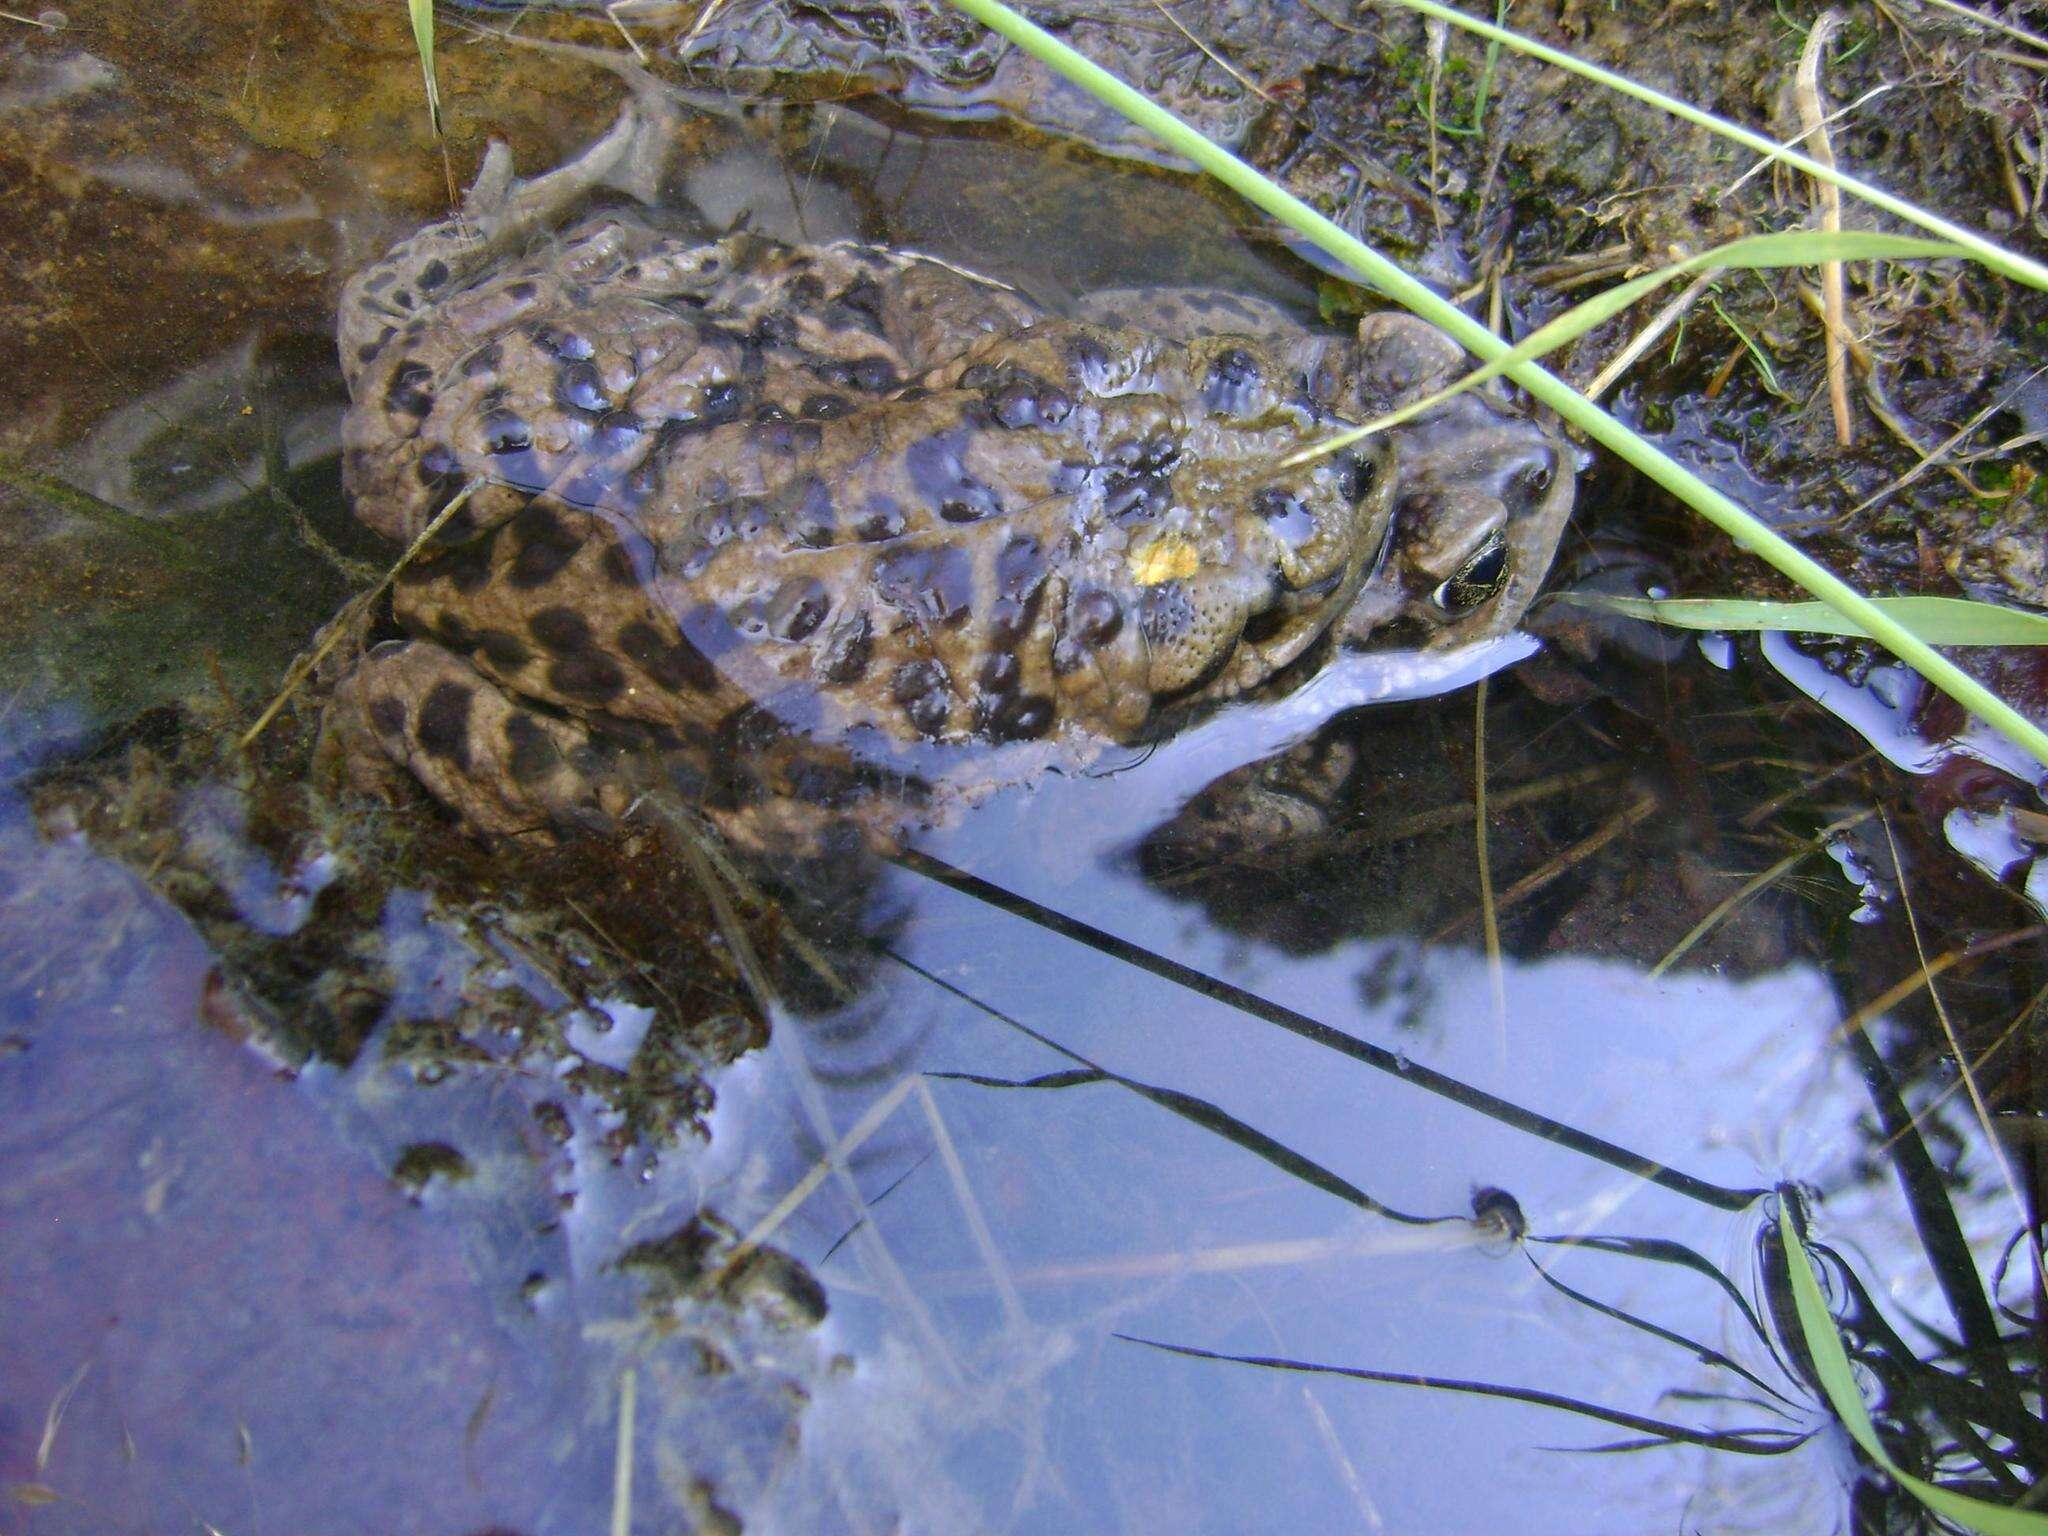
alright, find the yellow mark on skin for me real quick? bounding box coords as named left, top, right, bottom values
left=1129, top=536, right=1199, bottom=585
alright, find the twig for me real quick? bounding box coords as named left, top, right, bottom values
left=1796, top=12, right=1855, bottom=447
left=1432, top=790, right=1661, bottom=943
left=236, top=479, right=480, bottom=751
left=1651, top=807, right=1874, bottom=978
left=1717, top=84, right=1894, bottom=200
left=1585, top=272, right=1715, bottom=401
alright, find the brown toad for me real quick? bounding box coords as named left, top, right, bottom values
left=320, top=103, right=1574, bottom=850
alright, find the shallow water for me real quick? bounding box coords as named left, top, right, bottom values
left=3, top=17, right=2045, bottom=1536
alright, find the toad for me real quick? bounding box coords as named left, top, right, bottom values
left=319, top=100, right=1573, bottom=851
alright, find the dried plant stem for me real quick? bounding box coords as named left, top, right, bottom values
left=1796, top=12, right=1855, bottom=447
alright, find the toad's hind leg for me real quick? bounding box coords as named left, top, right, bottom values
left=321, top=641, right=616, bottom=839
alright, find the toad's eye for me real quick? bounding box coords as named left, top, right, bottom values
left=1431, top=532, right=1510, bottom=615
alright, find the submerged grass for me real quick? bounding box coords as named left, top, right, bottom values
left=934, top=0, right=2048, bottom=775
left=1778, top=1201, right=2048, bottom=1535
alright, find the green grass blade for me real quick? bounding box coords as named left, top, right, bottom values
left=1371, top=0, right=2048, bottom=292
left=1777, top=1204, right=2048, bottom=1535
left=1560, top=594, right=2048, bottom=646
left=933, top=0, right=2048, bottom=772
left=1287, top=230, right=1959, bottom=464
left=408, top=0, right=442, bottom=135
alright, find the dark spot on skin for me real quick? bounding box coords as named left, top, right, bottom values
left=430, top=612, right=478, bottom=651
left=460, top=342, right=503, bottom=379
left=364, top=268, right=396, bottom=294
left=1106, top=473, right=1171, bottom=524
left=1338, top=451, right=1378, bottom=505
left=357, top=341, right=385, bottom=364
left=988, top=693, right=1054, bottom=741
left=788, top=273, right=825, bottom=304
left=874, top=543, right=975, bottom=627
left=591, top=409, right=644, bottom=457
left=505, top=280, right=539, bottom=303
left=1066, top=334, right=1113, bottom=385
left=417, top=681, right=474, bottom=768
left=825, top=277, right=888, bottom=334
left=905, top=428, right=1000, bottom=524
left=1203, top=348, right=1265, bottom=415
left=819, top=613, right=872, bottom=682
left=391, top=290, right=412, bottom=309
left=549, top=651, right=626, bottom=704
left=894, top=385, right=932, bottom=404
left=1069, top=589, right=1123, bottom=647
left=751, top=312, right=798, bottom=349
left=1112, top=435, right=1180, bottom=475
left=384, top=359, right=435, bottom=418
left=754, top=416, right=824, bottom=455
left=851, top=355, right=899, bottom=392
left=600, top=531, right=656, bottom=587
left=1252, top=487, right=1318, bottom=550
left=716, top=702, right=789, bottom=756
left=979, top=651, right=1019, bottom=694
left=989, top=379, right=1073, bottom=430
left=996, top=535, right=1047, bottom=601
left=767, top=577, right=830, bottom=641
left=477, top=629, right=530, bottom=670
left=695, top=381, right=742, bottom=425
left=891, top=660, right=953, bottom=738
left=427, top=530, right=493, bottom=590
left=481, top=409, right=532, bottom=456
left=368, top=695, right=407, bottom=739
left=509, top=504, right=584, bottom=589
left=529, top=321, right=591, bottom=360
left=529, top=607, right=595, bottom=655
left=504, top=712, right=559, bottom=783
left=801, top=393, right=853, bottom=420
left=987, top=534, right=1049, bottom=641
left=855, top=493, right=905, bottom=542
left=557, top=360, right=610, bottom=415
left=619, top=619, right=719, bottom=692
left=415, top=441, right=464, bottom=499
left=779, top=476, right=837, bottom=548
left=417, top=258, right=451, bottom=291
left=786, top=760, right=868, bottom=807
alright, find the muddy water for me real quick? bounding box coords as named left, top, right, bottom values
left=3, top=15, right=2046, bottom=1536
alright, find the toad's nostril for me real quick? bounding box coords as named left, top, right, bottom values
left=1513, top=451, right=1556, bottom=501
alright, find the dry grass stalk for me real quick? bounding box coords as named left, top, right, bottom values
left=1796, top=11, right=1855, bottom=447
